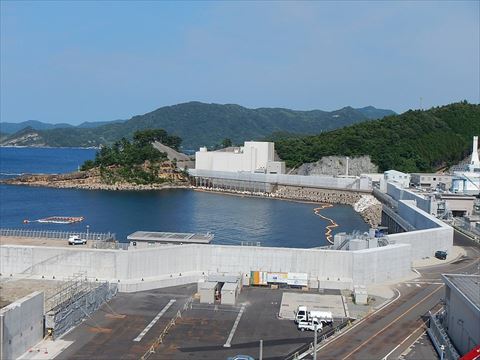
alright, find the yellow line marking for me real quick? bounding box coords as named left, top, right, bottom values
left=342, top=285, right=444, bottom=360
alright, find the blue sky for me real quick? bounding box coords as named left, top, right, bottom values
left=1, top=1, right=479, bottom=125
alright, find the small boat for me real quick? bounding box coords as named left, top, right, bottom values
left=24, top=216, right=85, bottom=224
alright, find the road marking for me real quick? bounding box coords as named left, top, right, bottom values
left=223, top=304, right=246, bottom=348
left=316, top=288, right=402, bottom=354
left=405, top=282, right=443, bottom=285
left=454, top=256, right=480, bottom=272
left=416, top=284, right=421, bottom=288
left=342, top=285, right=444, bottom=360
left=406, top=283, right=411, bottom=287
left=383, top=307, right=442, bottom=360
left=133, top=299, right=176, bottom=342
left=381, top=323, right=425, bottom=359
left=412, top=268, right=421, bottom=276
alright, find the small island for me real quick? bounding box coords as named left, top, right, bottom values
left=1, top=129, right=192, bottom=191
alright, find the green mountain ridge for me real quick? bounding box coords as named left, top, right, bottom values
left=275, top=102, right=480, bottom=173
left=0, top=102, right=395, bottom=149
left=0, top=119, right=125, bottom=134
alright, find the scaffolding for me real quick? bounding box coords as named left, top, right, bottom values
left=45, top=272, right=117, bottom=339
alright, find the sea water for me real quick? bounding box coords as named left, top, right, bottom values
left=0, top=147, right=368, bottom=247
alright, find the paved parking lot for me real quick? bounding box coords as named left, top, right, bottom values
left=279, top=291, right=347, bottom=320
left=56, top=285, right=338, bottom=360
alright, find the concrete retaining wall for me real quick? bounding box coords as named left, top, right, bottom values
left=190, top=169, right=372, bottom=191
left=0, top=291, right=44, bottom=360
left=386, top=200, right=453, bottom=259
left=0, top=242, right=410, bottom=292
left=386, top=182, right=433, bottom=214
left=352, top=244, right=411, bottom=284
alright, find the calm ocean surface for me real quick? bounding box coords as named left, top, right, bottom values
left=0, top=147, right=368, bottom=247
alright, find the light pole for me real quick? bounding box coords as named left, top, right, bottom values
left=259, top=339, right=263, bottom=360
left=86, top=225, right=90, bottom=240
left=313, top=322, right=318, bottom=360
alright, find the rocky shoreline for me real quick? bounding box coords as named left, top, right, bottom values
left=2, top=172, right=382, bottom=226
left=194, top=186, right=382, bottom=227
left=0, top=171, right=190, bottom=191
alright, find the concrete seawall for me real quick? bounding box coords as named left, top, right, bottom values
left=0, top=242, right=412, bottom=292
left=0, top=181, right=454, bottom=293
left=0, top=291, right=44, bottom=360
left=384, top=182, right=454, bottom=260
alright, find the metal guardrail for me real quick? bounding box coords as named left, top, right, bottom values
left=139, top=296, right=194, bottom=360
left=452, top=218, right=480, bottom=237
left=284, top=319, right=351, bottom=360
left=0, top=228, right=116, bottom=241
left=427, top=310, right=460, bottom=360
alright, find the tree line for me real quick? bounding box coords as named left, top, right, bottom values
left=275, top=102, right=480, bottom=172
left=80, top=129, right=182, bottom=184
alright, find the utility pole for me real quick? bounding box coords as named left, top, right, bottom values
left=259, top=339, right=263, bottom=360
left=313, top=323, right=318, bottom=360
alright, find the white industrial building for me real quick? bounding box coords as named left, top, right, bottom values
left=380, top=170, right=410, bottom=192
left=195, top=141, right=286, bottom=174
left=441, top=274, right=480, bottom=355
left=452, top=136, right=480, bottom=195
left=410, top=173, right=453, bottom=190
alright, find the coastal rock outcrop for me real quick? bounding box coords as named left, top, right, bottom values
left=0, top=170, right=190, bottom=191
left=295, top=155, right=378, bottom=176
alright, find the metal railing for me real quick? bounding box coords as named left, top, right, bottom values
left=452, top=218, right=480, bottom=237
left=284, top=319, right=351, bottom=360
left=0, top=228, right=116, bottom=241
left=427, top=310, right=460, bottom=360
left=139, top=296, right=194, bottom=360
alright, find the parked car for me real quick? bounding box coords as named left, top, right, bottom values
left=68, top=235, right=87, bottom=245
left=435, top=250, right=447, bottom=260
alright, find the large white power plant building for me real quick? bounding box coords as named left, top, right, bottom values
left=195, top=141, right=286, bottom=174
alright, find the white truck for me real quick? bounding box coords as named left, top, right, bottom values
left=295, top=306, right=333, bottom=325
left=297, top=317, right=323, bottom=332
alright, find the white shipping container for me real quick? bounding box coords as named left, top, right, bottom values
left=287, top=272, right=308, bottom=286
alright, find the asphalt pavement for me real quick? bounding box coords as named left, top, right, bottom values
left=309, top=230, right=480, bottom=360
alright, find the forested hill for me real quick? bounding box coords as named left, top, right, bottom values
left=0, top=102, right=394, bottom=149
left=275, top=102, right=480, bottom=173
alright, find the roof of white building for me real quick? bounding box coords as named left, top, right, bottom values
left=385, top=170, right=409, bottom=176
left=127, top=231, right=214, bottom=244
left=443, top=274, right=480, bottom=310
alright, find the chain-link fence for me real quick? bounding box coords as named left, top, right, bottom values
left=0, top=228, right=116, bottom=241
